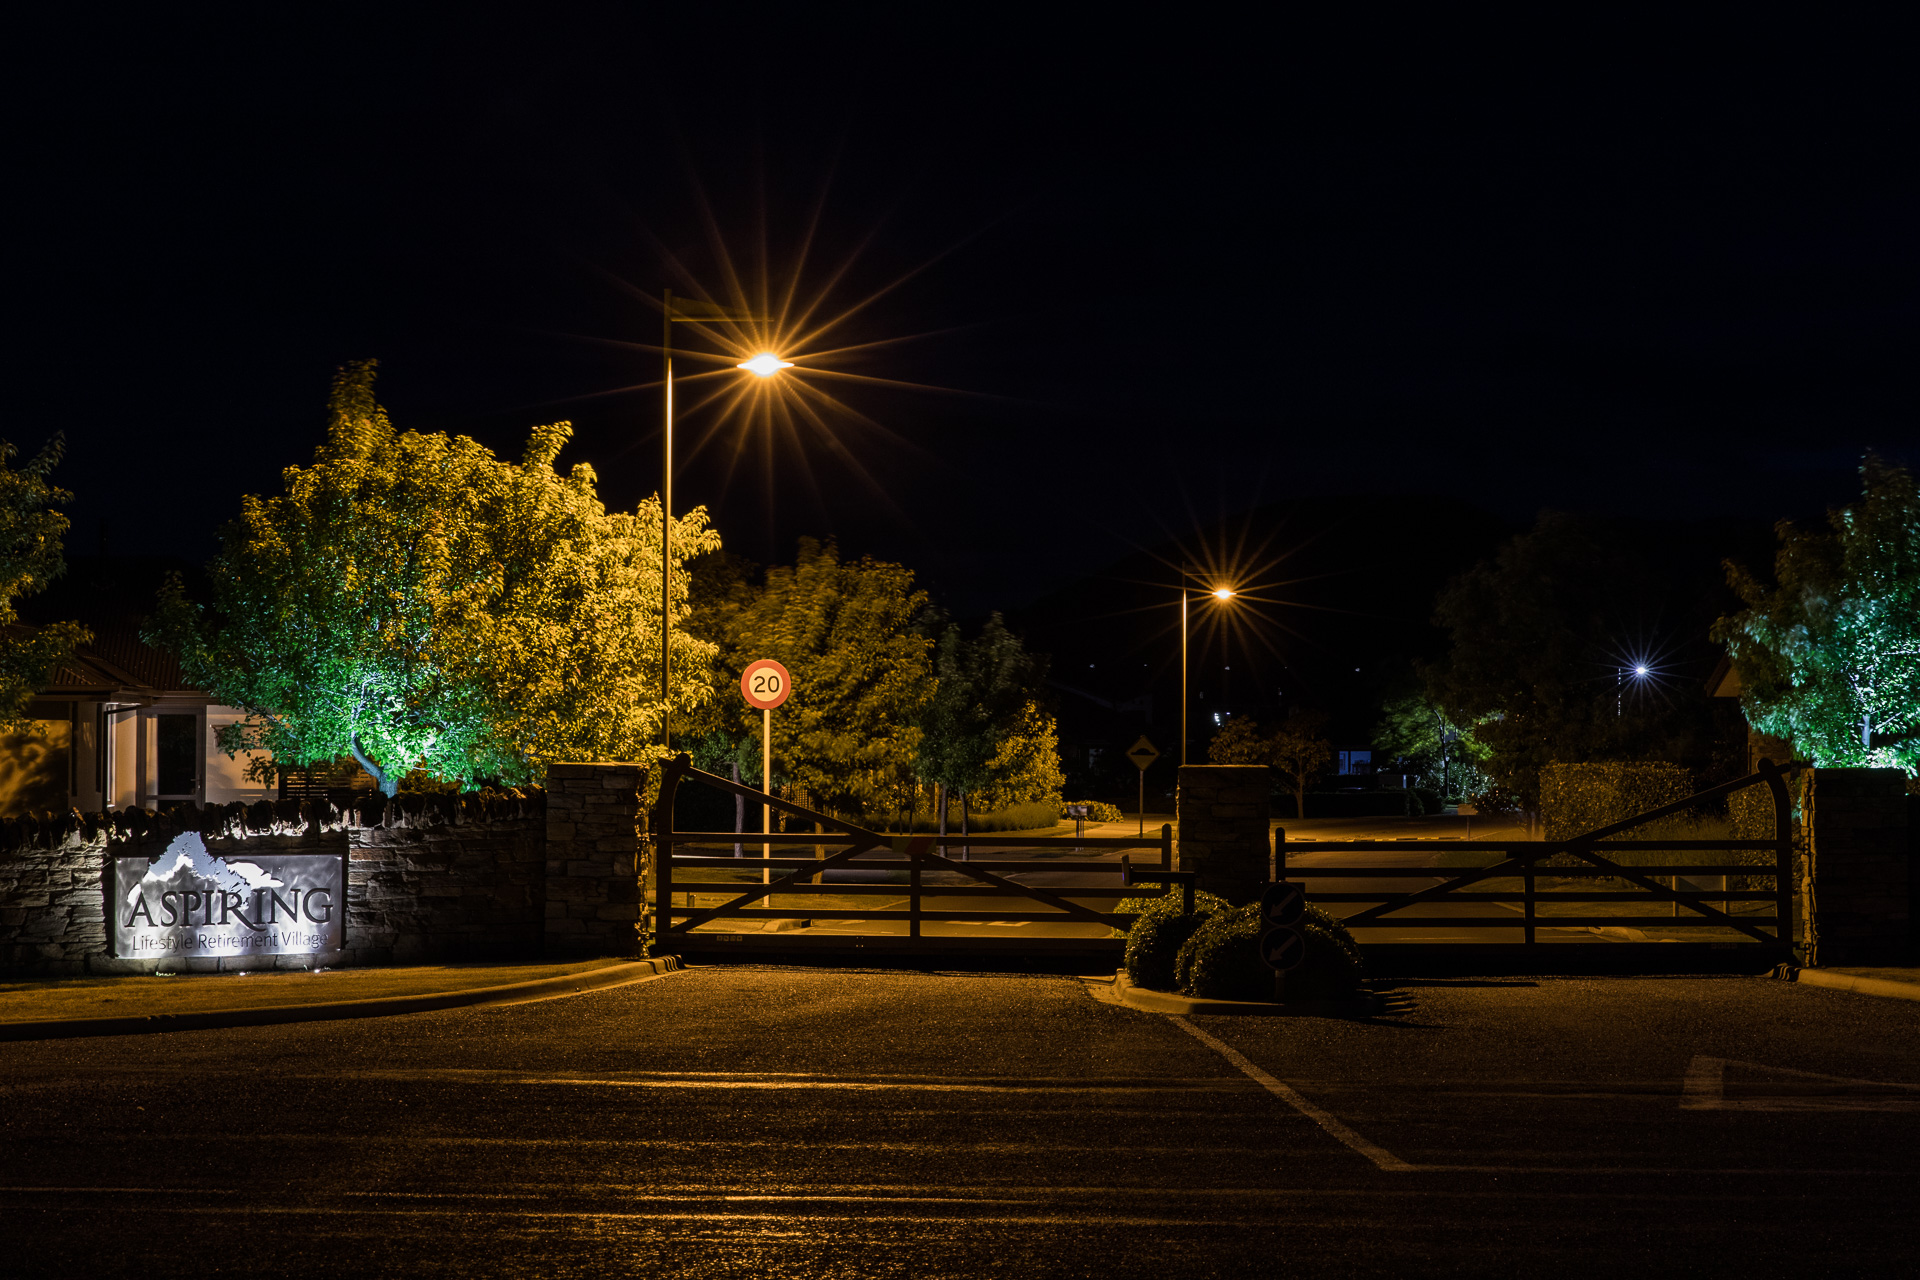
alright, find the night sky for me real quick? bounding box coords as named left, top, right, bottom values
left=11, top=11, right=1917, bottom=670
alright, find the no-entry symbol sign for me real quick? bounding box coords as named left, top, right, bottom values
left=740, top=659, right=792, bottom=711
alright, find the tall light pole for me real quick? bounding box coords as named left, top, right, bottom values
left=1181, top=571, right=1238, bottom=765
left=659, top=288, right=789, bottom=753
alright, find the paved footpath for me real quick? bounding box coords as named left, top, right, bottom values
left=3, top=966, right=1918, bottom=1277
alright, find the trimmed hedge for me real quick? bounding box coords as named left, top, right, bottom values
left=1064, top=800, right=1126, bottom=823
left=1539, top=762, right=1691, bottom=841
left=1120, top=886, right=1230, bottom=991
left=1172, top=903, right=1363, bottom=1002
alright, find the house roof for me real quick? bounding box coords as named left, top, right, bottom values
left=17, top=619, right=201, bottom=701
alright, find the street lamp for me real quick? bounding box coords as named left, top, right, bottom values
left=660, top=289, right=788, bottom=751
left=1182, top=573, right=1238, bottom=766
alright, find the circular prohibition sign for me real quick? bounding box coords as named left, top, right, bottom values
left=739, top=659, right=793, bottom=711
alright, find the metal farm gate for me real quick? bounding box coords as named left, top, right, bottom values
left=651, top=755, right=1183, bottom=964
left=1281, top=759, right=1801, bottom=973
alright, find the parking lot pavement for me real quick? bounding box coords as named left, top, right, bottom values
left=3, top=966, right=1917, bottom=1277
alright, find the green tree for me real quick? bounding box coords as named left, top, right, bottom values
left=1375, top=691, right=1488, bottom=800
left=1713, top=454, right=1920, bottom=770
left=0, top=434, right=88, bottom=727
left=1427, top=512, right=1726, bottom=808
left=974, top=699, right=1067, bottom=812
left=706, top=538, right=933, bottom=818
left=914, top=612, right=1049, bottom=837
left=150, top=361, right=721, bottom=794
left=1208, top=710, right=1332, bottom=818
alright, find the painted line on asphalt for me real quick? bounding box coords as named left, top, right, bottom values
left=1682, top=1055, right=1920, bottom=1111
left=1169, top=1015, right=1417, bottom=1172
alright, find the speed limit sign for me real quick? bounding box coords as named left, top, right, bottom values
left=739, top=659, right=792, bottom=711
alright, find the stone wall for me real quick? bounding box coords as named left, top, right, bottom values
left=1176, top=764, right=1272, bottom=904
left=1805, top=768, right=1913, bottom=967
left=0, top=774, right=647, bottom=977
left=544, top=763, right=644, bottom=957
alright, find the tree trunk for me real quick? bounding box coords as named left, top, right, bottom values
left=350, top=736, right=397, bottom=797
left=961, top=792, right=971, bottom=862
left=1295, top=780, right=1306, bottom=823
left=732, top=760, right=743, bottom=858
left=938, top=782, right=947, bottom=845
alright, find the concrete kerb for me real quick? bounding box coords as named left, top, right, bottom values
left=1784, top=966, right=1920, bottom=1005
left=0, top=956, right=685, bottom=1042
left=1098, top=970, right=1386, bottom=1018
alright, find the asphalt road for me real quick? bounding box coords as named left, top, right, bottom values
left=4, top=967, right=1917, bottom=1277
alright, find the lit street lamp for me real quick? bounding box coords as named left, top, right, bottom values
left=660, top=289, right=788, bottom=751
left=1182, top=572, right=1238, bottom=765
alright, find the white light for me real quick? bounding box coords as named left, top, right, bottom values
left=1634, top=665, right=1650, bottom=677
left=1212, top=587, right=1234, bottom=600
left=738, top=353, right=794, bottom=378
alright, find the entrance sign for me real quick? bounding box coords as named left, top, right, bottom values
left=113, top=833, right=344, bottom=959
left=1126, top=736, right=1160, bottom=770
left=740, top=659, right=792, bottom=711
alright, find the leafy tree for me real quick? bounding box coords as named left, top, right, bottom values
left=1714, top=454, right=1920, bottom=770
left=974, top=699, right=1066, bottom=812
left=1427, top=512, right=1728, bottom=809
left=150, top=361, right=720, bottom=794
left=701, top=538, right=933, bottom=818
left=1269, top=710, right=1335, bottom=818
left=914, top=612, right=1050, bottom=836
left=1375, top=691, right=1489, bottom=800
left=1206, top=709, right=1333, bottom=817
left=0, top=435, right=89, bottom=727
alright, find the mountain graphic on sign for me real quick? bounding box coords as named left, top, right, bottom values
left=124, top=832, right=284, bottom=912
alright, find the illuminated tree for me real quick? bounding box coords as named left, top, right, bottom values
left=1714, top=454, right=1920, bottom=770
left=151, top=362, right=721, bottom=794
left=0, top=434, right=88, bottom=727
left=1375, top=691, right=1489, bottom=799
left=707, top=538, right=934, bottom=817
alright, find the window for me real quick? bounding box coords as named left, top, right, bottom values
left=155, top=714, right=198, bottom=797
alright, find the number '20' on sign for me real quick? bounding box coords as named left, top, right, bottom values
left=739, top=659, right=792, bottom=711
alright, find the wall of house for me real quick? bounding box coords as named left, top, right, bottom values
left=0, top=770, right=648, bottom=977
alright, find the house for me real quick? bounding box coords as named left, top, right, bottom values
left=3, top=621, right=273, bottom=817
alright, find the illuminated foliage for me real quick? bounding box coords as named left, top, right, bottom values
left=700, top=539, right=933, bottom=816
left=151, top=362, right=721, bottom=794
left=0, top=434, right=88, bottom=728
left=1374, top=692, right=1489, bottom=800
left=915, top=613, right=1052, bottom=821
left=1714, top=454, right=1920, bottom=771
left=973, top=699, right=1066, bottom=812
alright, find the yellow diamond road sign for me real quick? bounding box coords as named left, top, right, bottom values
left=1126, top=736, right=1160, bottom=770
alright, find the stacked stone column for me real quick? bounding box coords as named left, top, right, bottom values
left=1176, top=764, right=1272, bottom=904
left=543, top=763, right=646, bottom=957
left=1806, top=767, right=1913, bottom=966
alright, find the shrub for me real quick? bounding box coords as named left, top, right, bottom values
left=1064, top=799, right=1126, bottom=823
left=1539, top=762, right=1692, bottom=841
left=1411, top=787, right=1444, bottom=815
left=1173, top=903, right=1363, bottom=1002
left=1122, top=889, right=1229, bottom=991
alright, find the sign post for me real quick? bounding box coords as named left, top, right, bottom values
left=1258, top=880, right=1307, bottom=1003
left=740, top=659, right=792, bottom=886
left=1126, top=736, right=1160, bottom=836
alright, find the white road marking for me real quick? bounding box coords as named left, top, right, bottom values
left=1169, top=1016, right=1417, bottom=1171
left=1682, top=1056, right=1920, bottom=1112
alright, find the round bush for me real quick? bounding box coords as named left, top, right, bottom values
left=1122, top=890, right=1228, bottom=991
left=1173, top=903, right=1364, bottom=1002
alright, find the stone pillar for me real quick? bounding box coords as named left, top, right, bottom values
left=544, top=763, right=645, bottom=957
left=1806, top=768, right=1912, bottom=967
left=1176, top=764, right=1271, bottom=905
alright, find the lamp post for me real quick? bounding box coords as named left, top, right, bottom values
left=1181, top=571, right=1238, bottom=766
left=658, top=289, right=789, bottom=752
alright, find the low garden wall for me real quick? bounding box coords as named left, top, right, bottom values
left=0, top=764, right=647, bottom=977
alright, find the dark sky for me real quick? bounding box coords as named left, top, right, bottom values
left=10, top=9, right=1918, bottom=622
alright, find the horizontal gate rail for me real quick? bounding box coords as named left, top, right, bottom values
left=653, top=754, right=1173, bottom=946
left=1278, top=757, right=1804, bottom=952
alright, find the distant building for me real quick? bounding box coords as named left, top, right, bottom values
left=2, top=621, right=273, bottom=817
